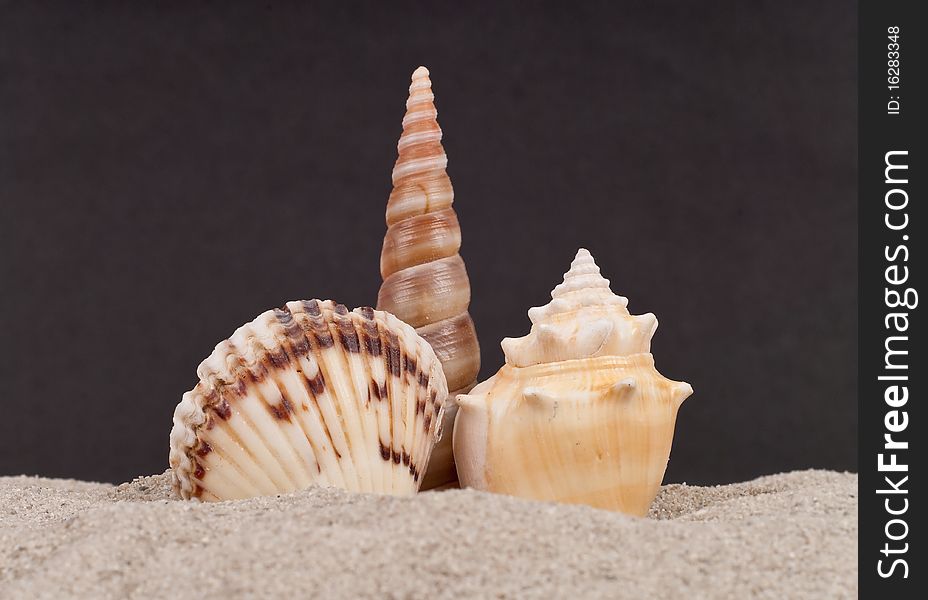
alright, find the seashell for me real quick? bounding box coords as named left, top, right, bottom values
left=169, top=299, right=448, bottom=501
left=377, top=66, right=480, bottom=489
left=452, top=249, right=693, bottom=515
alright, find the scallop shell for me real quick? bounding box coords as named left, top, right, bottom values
left=169, top=299, right=448, bottom=501
left=453, top=249, right=692, bottom=515
left=377, top=66, right=481, bottom=489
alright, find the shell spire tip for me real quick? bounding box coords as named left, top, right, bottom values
left=412, top=66, right=430, bottom=80
left=569, top=248, right=598, bottom=271
left=552, top=248, right=611, bottom=299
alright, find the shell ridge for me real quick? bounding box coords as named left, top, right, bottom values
left=257, top=314, right=323, bottom=487
left=289, top=304, right=350, bottom=489
left=193, top=440, right=261, bottom=500
left=228, top=374, right=306, bottom=493
left=217, top=389, right=296, bottom=493
left=397, top=323, right=417, bottom=472
left=290, top=305, right=360, bottom=489
left=357, top=308, right=390, bottom=493
left=370, top=314, right=396, bottom=493
left=295, top=372, right=339, bottom=485
left=261, top=361, right=324, bottom=487
left=169, top=390, right=203, bottom=497
left=200, top=420, right=270, bottom=498
left=411, top=325, right=442, bottom=482
left=270, top=359, right=334, bottom=487
left=346, top=310, right=389, bottom=494
left=378, top=311, right=401, bottom=493
left=180, top=385, right=274, bottom=498
left=391, top=310, right=445, bottom=489
left=223, top=331, right=310, bottom=491
left=203, top=388, right=282, bottom=495
left=412, top=363, right=441, bottom=485
left=406, top=341, right=426, bottom=482
left=415, top=333, right=444, bottom=465
left=385, top=323, right=408, bottom=492
left=205, top=345, right=303, bottom=494
left=315, top=310, right=366, bottom=492
left=328, top=309, right=379, bottom=493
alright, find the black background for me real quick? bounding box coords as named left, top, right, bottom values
left=0, top=2, right=856, bottom=485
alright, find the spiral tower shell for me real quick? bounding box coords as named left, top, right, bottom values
left=377, top=66, right=481, bottom=489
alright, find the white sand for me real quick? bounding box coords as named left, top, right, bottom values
left=0, top=470, right=856, bottom=599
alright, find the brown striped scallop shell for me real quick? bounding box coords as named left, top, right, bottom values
left=377, top=66, right=481, bottom=489
left=169, top=299, right=448, bottom=501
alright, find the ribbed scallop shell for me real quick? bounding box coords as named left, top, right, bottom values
left=377, top=66, right=480, bottom=489
left=169, top=300, right=448, bottom=501
left=453, top=250, right=692, bottom=515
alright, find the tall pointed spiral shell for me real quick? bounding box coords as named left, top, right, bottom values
left=377, top=66, right=481, bottom=489
left=453, top=249, right=693, bottom=515
left=169, top=300, right=448, bottom=501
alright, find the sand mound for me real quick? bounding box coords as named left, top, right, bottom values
left=0, top=470, right=856, bottom=599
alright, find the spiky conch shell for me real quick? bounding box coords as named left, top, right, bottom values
left=169, top=299, right=448, bottom=501
left=453, top=249, right=693, bottom=515
left=377, top=66, right=480, bottom=489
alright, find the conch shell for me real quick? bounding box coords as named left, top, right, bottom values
left=377, top=66, right=480, bottom=489
left=453, top=249, right=693, bottom=515
left=169, top=299, right=448, bottom=501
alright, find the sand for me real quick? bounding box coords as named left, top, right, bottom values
left=0, top=470, right=856, bottom=599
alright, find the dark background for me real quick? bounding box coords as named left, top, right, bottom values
left=0, top=2, right=856, bottom=485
